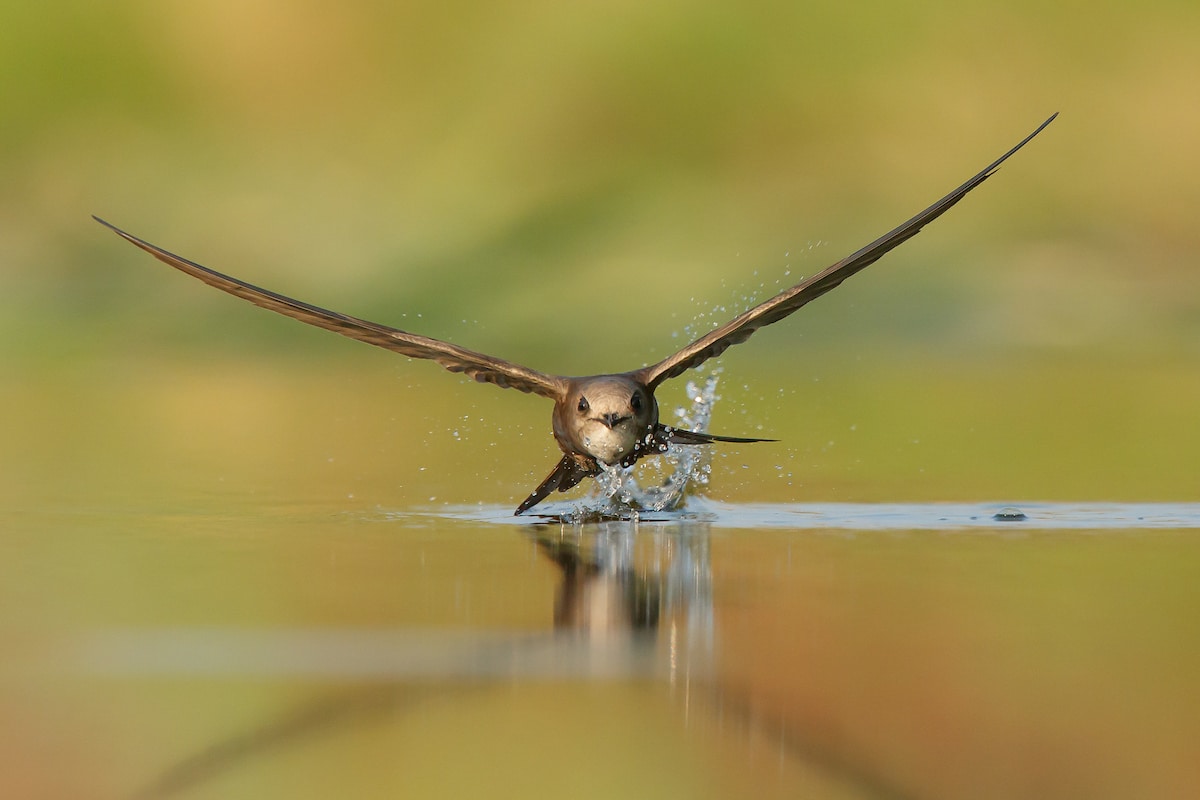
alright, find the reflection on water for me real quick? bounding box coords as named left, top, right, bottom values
left=118, top=684, right=427, bottom=800
left=78, top=518, right=725, bottom=799
left=80, top=520, right=717, bottom=682
left=53, top=501, right=1200, bottom=799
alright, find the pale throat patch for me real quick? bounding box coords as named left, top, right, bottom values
left=580, top=421, right=638, bottom=465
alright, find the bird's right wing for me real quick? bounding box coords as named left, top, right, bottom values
left=633, top=114, right=1057, bottom=390
left=95, top=217, right=568, bottom=399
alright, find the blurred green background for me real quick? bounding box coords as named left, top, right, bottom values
left=3, top=5, right=1200, bottom=799
left=2, top=0, right=1197, bottom=507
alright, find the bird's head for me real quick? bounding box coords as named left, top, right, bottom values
left=559, top=376, right=657, bottom=465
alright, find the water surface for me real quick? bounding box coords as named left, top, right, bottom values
left=4, top=497, right=1196, bottom=800
left=4, top=360, right=1199, bottom=799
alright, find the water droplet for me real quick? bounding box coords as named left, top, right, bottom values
left=993, top=507, right=1027, bottom=522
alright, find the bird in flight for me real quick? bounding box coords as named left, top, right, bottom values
left=96, top=114, right=1055, bottom=514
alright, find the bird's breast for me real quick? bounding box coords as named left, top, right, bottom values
left=578, top=421, right=639, bottom=465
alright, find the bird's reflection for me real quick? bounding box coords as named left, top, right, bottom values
left=529, top=518, right=716, bottom=695
left=124, top=517, right=716, bottom=799
left=538, top=523, right=663, bottom=633
left=541, top=520, right=714, bottom=627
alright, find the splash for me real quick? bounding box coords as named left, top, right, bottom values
left=583, top=369, right=724, bottom=516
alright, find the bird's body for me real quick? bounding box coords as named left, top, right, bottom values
left=95, top=114, right=1055, bottom=514
left=555, top=375, right=653, bottom=467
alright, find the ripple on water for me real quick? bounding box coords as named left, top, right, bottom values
left=427, top=500, right=1200, bottom=531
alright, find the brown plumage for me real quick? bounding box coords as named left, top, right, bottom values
left=95, top=114, right=1055, bottom=514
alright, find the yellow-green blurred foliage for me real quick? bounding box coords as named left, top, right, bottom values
left=4, top=0, right=1198, bottom=358
left=2, top=1, right=1197, bottom=505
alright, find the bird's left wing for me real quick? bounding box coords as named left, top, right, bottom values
left=94, top=217, right=568, bottom=399
left=633, top=113, right=1056, bottom=390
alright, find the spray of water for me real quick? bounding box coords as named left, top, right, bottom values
left=581, top=368, right=724, bottom=516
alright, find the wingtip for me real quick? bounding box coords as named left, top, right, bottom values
left=92, top=216, right=144, bottom=246
left=978, top=112, right=1058, bottom=181
left=1035, top=111, right=1059, bottom=134
left=92, top=215, right=122, bottom=235
left=514, top=487, right=543, bottom=515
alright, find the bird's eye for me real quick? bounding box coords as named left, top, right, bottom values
left=577, top=396, right=590, bottom=413
left=630, top=392, right=642, bottom=412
